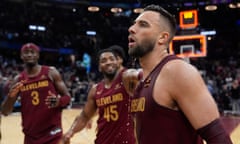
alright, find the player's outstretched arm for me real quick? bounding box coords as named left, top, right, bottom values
left=62, top=84, right=97, bottom=143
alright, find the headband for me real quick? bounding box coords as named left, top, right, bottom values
left=21, top=43, right=40, bottom=52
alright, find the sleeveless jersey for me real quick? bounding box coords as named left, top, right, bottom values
left=19, top=66, right=62, bottom=143
left=131, top=55, right=203, bottom=144
left=95, top=69, right=136, bottom=144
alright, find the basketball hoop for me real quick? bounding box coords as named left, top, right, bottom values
left=183, top=56, right=190, bottom=63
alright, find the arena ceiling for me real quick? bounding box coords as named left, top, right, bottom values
left=0, top=0, right=239, bottom=59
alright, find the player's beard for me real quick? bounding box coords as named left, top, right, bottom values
left=104, top=70, right=117, bottom=80
left=129, top=38, right=155, bottom=58
left=26, top=62, right=37, bottom=68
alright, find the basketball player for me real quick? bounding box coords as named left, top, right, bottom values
left=85, top=45, right=128, bottom=130
left=1, top=43, right=71, bottom=144
left=61, top=48, right=135, bottom=144
left=127, top=4, right=233, bottom=144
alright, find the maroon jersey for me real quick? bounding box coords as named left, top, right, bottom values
left=19, top=66, right=62, bottom=144
left=95, top=69, right=135, bottom=144
left=131, top=55, right=203, bottom=144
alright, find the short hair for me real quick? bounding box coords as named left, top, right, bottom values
left=143, top=4, right=177, bottom=40
left=96, top=48, right=118, bottom=63
left=108, top=45, right=126, bottom=62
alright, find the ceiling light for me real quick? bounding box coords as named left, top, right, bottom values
left=133, top=8, right=143, bottom=14
left=37, top=26, right=46, bottom=31
left=200, top=30, right=216, bottom=36
left=229, top=3, right=237, bottom=9
left=110, top=8, right=122, bottom=13
left=205, top=5, right=217, bottom=11
left=237, top=3, right=240, bottom=8
left=86, top=31, right=96, bottom=36
left=29, top=25, right=37, bottom=30
left=88, top=6, right=100, bottom=12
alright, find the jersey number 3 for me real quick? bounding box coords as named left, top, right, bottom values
left=31, top=91, right=40, bottom=105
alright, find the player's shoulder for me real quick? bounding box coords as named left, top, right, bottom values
left=44, top=66, right=61, bottom=81
left=47, top=65, right=57, bottom=70
left=164, top=59, right=198, bottom=74
left=46, top=66, right=60, bottom=74
left=159, top=59, right=201, bottom=85
left=91, top=83, right=98, bottom=89
left=88, top=83, right=98, bottom=98
left=12, top=74, right=22, bottom=83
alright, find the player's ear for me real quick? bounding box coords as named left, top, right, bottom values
left=158, top=32, right=169, bottom=44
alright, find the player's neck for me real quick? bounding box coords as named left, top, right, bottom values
left=103, top=72, right=118, bottom=89
left=139, top=49, right=168, bottom=77
left=103, top=79, right=113, bottom=89
left=25, top=64, right=41, bottom=77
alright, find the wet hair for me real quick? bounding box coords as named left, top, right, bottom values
left=96, top=48, right=118, bottom=63
left=143, top=4, right=177, bottom=40
left=108, top=45, right=126, bottom=62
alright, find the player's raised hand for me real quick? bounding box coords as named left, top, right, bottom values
left=122, top=68, right=143, bottom=96
left=8, top=80, right=25, bottom=98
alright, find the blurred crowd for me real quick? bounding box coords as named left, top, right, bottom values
left=191, top=57, right=240, bottom=114
left=0, top=54, right=240, bottom=114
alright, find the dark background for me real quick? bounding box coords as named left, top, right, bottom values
left=0, top=0, right=239, bottom=65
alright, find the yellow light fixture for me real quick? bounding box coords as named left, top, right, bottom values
left=205, top=5, right=217, bottom=11
left=110, top=7, right=122, bottom=13
left=133, top=8, right=144, bottom=13
left=237, top=3, right=240, bottom=8
left=88, top=6, right=100, bottom=12
left=229, top=3, right=237, bottom=9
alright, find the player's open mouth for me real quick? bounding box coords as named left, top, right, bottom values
left=128, top=36, right=136, bottom=47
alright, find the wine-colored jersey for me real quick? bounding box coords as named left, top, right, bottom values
left=95, top=69, right=136, bottom=144
left=131, top=55, right=203, bottom=144
left=19, top=66, right=62, bottom=144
